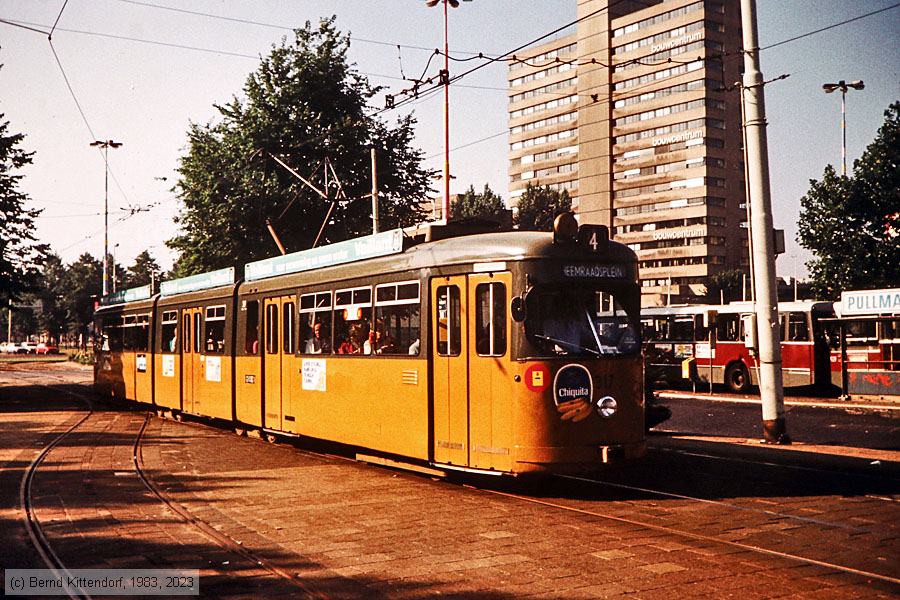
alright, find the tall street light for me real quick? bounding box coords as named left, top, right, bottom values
left=822, top=80, right=864, bottom=176
left=426, top=0, right=465, bottom=222
left=90, top=139, right=123, bottom=297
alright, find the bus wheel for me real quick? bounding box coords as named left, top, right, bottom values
left=725, top=362, right=750, bottom=393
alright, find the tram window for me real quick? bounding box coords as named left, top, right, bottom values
left=204, top=305, right=225, bottom=354
left=104, top=319, right=123, bottom=352
left=717, top=315, right=740, bottom=341
left=787, top=313, right=809, bottom=341
left=190, top=312, right=199, bottom=353
left=475, top=282, right=506, bottom=356
left=334, top=286, right=372, bottom=355
left=526, top=287, right=640, bottom=356
left=375, top=281, right=420, bottom=355
left=266, top=304, right=278, bottom=354
left=669, top=317, right=694, bottom=342
left=300, top=292, right=332, bottom=355
left=436, top=285, right=461, bottom=356
left=160, top=311, right=178, bottom=353
left=245, top=300, right=260, bottom=355
left=133, top=315, right=150, bottom=352
left=183, top=314, right=191, bottom=353
left=283, top=302, right=295, bottom=354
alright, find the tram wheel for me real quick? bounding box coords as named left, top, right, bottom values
left=725, top=362, right=750, bottom=393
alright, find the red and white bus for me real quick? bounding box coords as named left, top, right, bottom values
left=642, top=301, right=835, bottom=393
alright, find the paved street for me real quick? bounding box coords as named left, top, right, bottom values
left=1, top=363, right=898, bottom=598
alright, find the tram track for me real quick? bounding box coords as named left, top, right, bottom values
left=471, top=472, right=900, bottom=587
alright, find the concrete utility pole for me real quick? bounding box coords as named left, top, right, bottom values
left=371, top=148, right=380, bottom=234
left=740, top=0, right=789, bottom=443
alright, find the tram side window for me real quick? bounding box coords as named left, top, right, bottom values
left=334, top=287, right=372, bottom=355
left=436, top=285, right=461, bottom=356
left=283, top=301, right=295, bottom=354
left=475, top=282, right=506, bottom=356
left=135, top=315, right=150, bottom=352
left=375, top=281, right=420, bottom=355
left=300, top=292, right=332, bottom=355
left=266, top=303, right=278, bottom=354
left=205, top=305, right=226, bottom=354
left=245, top=300, right=260, bottom=354
left=103, top=319, right=123, bottom=352
left=122, top=315, right=136, bottom=351
left=787, top=312, right=809, bottom=341
left=717, top=315, right=740, bottom=341
left=160, top=311, right=177, bottom=353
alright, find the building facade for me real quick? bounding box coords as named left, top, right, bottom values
left=508, top=0, right=748, bottom=306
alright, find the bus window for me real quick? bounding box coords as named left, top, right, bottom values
left=375, top=281, right=420, bottom=355
left=283, top=301, right=295, bottom=354
left=436, top=286, right=461, bottom=356
left=245, top=300, right=260, bottom=354
left=266, top=303, right=278, bottom=354
left=161, top=311, right=177, bottom=353
left=300, top=292, right=332, bottom=355
left=334, top=287, right=372, bottom=355
left=475, top=282, right=505, bottom=356
left=526, top=287, right=639, bottom=357
left=787, top=313, right=809, bottom=341
left=669, top=317, right=694, bottom=343
left=717, top=315, right=740, bottom=341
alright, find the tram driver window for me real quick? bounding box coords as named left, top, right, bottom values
left=160, top=311, right=177, bottom=353
left=375, top=282, right=420, bottom=355
left=436, top=286, right=461, bottom=356
left=475, top=282, right=505, bottom=356
left=300, top=292, right=332, bottom=355
left=205, top=305, right=226, bottom=354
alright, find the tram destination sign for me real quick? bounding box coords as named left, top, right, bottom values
left=160, top=267, right=236, bottom=296
left=561, top=264, right=626, bottom=279
left=245, top=229, right=404, bottom=281
left=101, top=284, right=152, bottom=305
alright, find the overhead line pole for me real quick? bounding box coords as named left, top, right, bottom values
left=740, top=0, right=788, bottom=444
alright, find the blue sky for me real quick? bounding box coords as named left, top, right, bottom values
left=1, top=0, right=898, bottom=281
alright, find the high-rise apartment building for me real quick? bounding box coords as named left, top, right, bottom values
left=508, top=0, right=748, bottom=306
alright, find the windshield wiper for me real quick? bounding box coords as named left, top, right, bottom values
left=532, top=333, right=601, bottom=356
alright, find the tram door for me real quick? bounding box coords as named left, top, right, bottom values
left=181, top=307, right=203, bottom=414
left=431, top=277, right=469, bottom=466
left=263, top=295, right=296, bottom=431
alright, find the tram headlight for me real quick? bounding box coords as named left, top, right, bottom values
left=597, top=396, right=617, bottom=418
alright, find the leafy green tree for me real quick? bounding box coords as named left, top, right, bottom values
left=451, top=184, right=506, bottom=221
left=513, top=183, right=571, bottom=231
left=798, top=102, right=900, bottom=299
left=169, top=18, right=431, bottom=276
left=705, top=269, right=745, bottom=304
left=62, top=253, right=102, bottom=343
left=125, top=250, right=162, bottom=290
left=0, top=108, right=47, bottom=304
left=36, top=253, right=70, bottom=342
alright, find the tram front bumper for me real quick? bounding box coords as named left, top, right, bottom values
left=513, top=441, right=646, bottom=474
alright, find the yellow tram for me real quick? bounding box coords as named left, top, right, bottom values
left=95, top=218, right=646, bottom=475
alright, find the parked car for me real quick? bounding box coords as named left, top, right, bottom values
left=36, top=343, right=60, bottom=355
left=19, top=341, right=38, bottom=354
left=2, top=342, right=21, bottom=354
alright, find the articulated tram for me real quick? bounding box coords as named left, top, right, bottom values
left=95, top=217, right=646, bottom=476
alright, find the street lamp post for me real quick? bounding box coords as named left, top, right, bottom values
left=90, top=139, right=123, bottom=297
left=426, top=0, right=464, bottom=222
left=822, top=80, right=864, bottom=177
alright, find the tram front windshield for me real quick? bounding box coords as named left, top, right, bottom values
left=526, top=286, right=640, bottom=357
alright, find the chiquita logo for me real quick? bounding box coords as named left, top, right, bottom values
left=553, top=364, right=594, bottom=423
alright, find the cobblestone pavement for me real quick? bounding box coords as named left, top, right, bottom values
left=2, top=363, right=898, bottom=598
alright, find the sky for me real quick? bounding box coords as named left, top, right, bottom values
left=1, top=0, right=898, bottom=282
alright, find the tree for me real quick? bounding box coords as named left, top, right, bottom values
left=450, top=184, right=506, bottom=221
left=36, top=253, right=70, bottom=342
left=798, top=102, right=900, bottom=299
left=514, top=183, right=571, bottom=231
left=61, top=253, right=102, bottom=344
left=126, top=250, right=162, bottom=289
left=169, top=18, right=432, bottom=276
left=0, top=107, right=47, bottom=304
left=705, top=269, right=745, bottom=304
